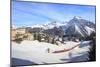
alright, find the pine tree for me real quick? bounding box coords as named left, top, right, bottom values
left=88, top=32, right=96, bottom=61
left=52, top=38, right=55, bottom=44
left=34, top=33, right=36, bottom=40
left=38, top=33, right=41, bottom=42
left=88, top=41, right=96, bottom=61
left=15, top=33, right=23, bottom=43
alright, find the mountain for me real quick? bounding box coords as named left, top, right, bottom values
left=30, top=21, right=66, bottom=29
left=42, top=21, right=66, bottom=37
left=43, top=16, right=95, bottom=38
left=26, top=16, right=95, bottom=38
left=65, top=16, right=95, bottom=37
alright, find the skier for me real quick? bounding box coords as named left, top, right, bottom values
left=47, top=48, right=50, bottom=53
left=69, top=52, right=72, bottom=58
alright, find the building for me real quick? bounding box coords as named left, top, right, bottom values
left=11, top=26, right=26, bottom=41
left=24, top=33, right=34, bottom=40
left=16, top=27, right=26, bottom=34
left=11, top=28, right=17, bottom=40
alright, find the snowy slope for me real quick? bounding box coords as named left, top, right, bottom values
left=12, top=40, right=91, bottom=65
left=85, top=26, right=95, bottom=35
left=75, top=24, right=84, bottom=37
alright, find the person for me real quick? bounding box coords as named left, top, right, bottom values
left=69, top=52, right=72, bottom=58
left=47, top=48, right=50, bottom=53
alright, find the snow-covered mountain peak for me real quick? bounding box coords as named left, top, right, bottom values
left=68, top=16, right=83, bottom=25
left=73, top=16, right=83, bottom=20
left=30, top=21, right=67, bottom=30
left=43, top=21, right=67, bottom=29
left=48, top=21, right=66, bottom=25
left=65, top=16, right=95, bottom=37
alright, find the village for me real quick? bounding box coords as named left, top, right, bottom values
left=11, top=25, right=80, bottom=46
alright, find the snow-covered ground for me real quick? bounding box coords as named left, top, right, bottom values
left=12, top=40, right=91, bottom=66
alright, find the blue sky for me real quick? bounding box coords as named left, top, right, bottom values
left=12, top=1, right=96, bottom=27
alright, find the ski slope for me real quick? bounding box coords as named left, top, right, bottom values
left=12, top=40, right=91, bottom=65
